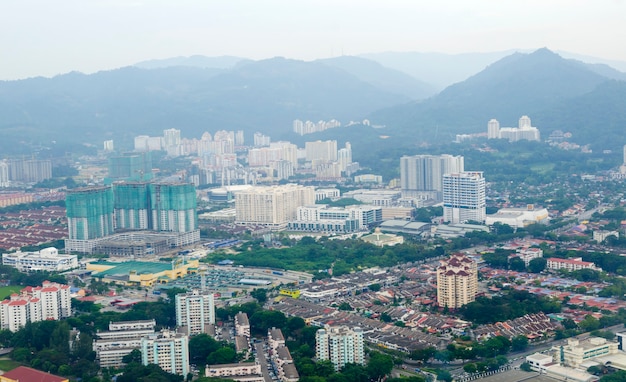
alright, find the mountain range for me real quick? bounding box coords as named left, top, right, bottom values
left=0, top=58, right=411, bottom=153
left=370, top=48, right=626, bottom=145
left=0, top=48, right=625, bottom=157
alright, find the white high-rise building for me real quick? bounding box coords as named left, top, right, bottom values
left=270, top=160, right=295, bottom=181
left=487, top=119, right=500, bottom=139
left=235, top=184, right=315, bottom=228
left=519, top=115, right=532, bottom=128
left=175, top=289, right=215, bottom=336
left=248, top=142, right=297, bottom=169
left=316, top=326, right=364, bottom=371
left=103, top=140, right=114, bottom=152
left=163, top=129, right=181, bottom=147
left=489, top=116, right=540, bottom=142
left=0, top=161, right=9, bottom=187
left=337, top=142, right=352, bottom=172
left=141, top=330, right=189, bottom=376
left=305, top=140, right=338, bottom=162
left=0, top=281, right=71, bottom=332
left=163, top=129, right=182, bottom=157
left=253, top=132, right=271, bottom=147
left=443, top=172, right=486, bottom=224
left=400, top=154, right=464, bottom=201
left=235, top=130, right=244, bottom=146
left=436, top=253, right=478, bottom=309
left=134, top=135, right=164, bottom=152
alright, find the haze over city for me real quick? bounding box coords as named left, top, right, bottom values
left=4, top=2, right=626, bottom=382
left=1, top=0, right=626, bottom=80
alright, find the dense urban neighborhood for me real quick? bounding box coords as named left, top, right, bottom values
left=3, top=116, right=626, bottom=382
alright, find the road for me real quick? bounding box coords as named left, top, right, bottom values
left=255, top=342, right=273, bottom=382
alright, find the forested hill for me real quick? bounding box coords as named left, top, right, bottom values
left=0, top=58, right=409, bottom=153
left=369, top=48, right=626, bottom=149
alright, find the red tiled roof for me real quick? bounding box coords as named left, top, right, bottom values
left=2, top=366, right=67, bottom=382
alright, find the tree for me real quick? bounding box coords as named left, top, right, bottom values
left=528, top=258, right=547, bottom=273
left=188, top=334, right=220, bottom=365
left=250, top=310, right=287, bottom=335
left=340, top=363, right=369, bottom=382
left=58, top=364, right=72, bottom=376
left=286, top=316, right=306, bottom=335
left=464, top=363, right=477, bottom=374
left=579, top=315, right=601, bottom=332
left=366, top=352, right=393, bottom=382
left=496, top=355, right=508, bottom=366
left=338, top=302, right=353, bottom=311
left=509, top=257, right=526, bottom=272
left=216, top=307, right=230, bottom=322
left=437, top=370, right=452, bottom=382
left=122, top=349, right=142, bottom=364
left=72, top=332, right=95, bottom=361
left=562, top=318, right=578, bottom=330
left=250, top=288, right=268, bottom=303
left=206, top=347, right=237, bottom=365
left=587, top=365, right=605, bottom=376
left=511, top=335, right=529, bottom=351
left=520, top=362, right=532, bottom=372
left=410, top=347, right=436, bottom=362
left=369, top=283, right=382, bottom=292
left=49, top=321, right=70, bottom=355
left=380, top=313, right=392, bottom=323
left=435, top=350, right=454, bottom=363
left=314, top=360, right=336, bottom=378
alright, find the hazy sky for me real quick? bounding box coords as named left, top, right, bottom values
left=1, top=0, right=625, bottom=80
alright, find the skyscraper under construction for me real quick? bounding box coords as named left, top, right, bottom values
left=113, top=182, right=151, bottom=230
left=66, top=182, right=198, bottom=254
left=66, top=186, right=115, bottom=241
left=112, top=182, right=197, bottom=233
left=149, top=183, right=197, bottom=233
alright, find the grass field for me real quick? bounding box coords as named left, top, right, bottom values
left=0, top=357, right=21, bottom=372
left=530, top=163, right=555, bottom=174
left=0, top=286, right=23, bottom=300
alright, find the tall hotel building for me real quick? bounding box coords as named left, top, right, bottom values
left=400, top=154, right=464, bottom=201
left=65, top=186, right=115, bottom=253
left=442, top=172, right=486, bottom=224
left=235, top=184, right=315, bottom=229
left=175, top=289, right=215, bottom=336
left=436, top=253, right=478, bottom=309
left=316, top=326, right=364, bottom=371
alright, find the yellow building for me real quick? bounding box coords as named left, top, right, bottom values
left=279, top=288, right=301, bottom=298
left=87, top=259, right=200, bottom=287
